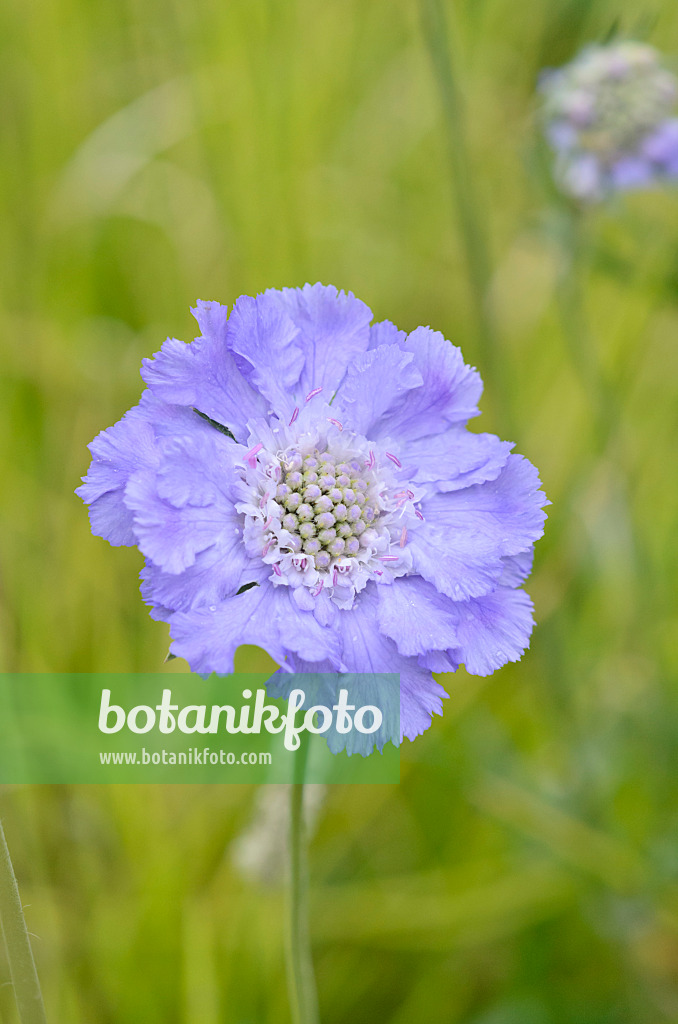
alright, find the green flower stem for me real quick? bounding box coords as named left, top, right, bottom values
left=285, top=741, right=319, bottom=1024
left=419, top=0, right=502, bottom=411
left=554, top=204, right=617, bottom=454
left=553, top=201, right=652, bottom=587
left=0, top=820, right=48, bottom=1024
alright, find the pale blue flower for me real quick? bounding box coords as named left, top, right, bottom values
left=77, top=285, right=547, bottom=742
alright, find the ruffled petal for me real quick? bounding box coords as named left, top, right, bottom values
left=168, top=585, right=342, bottom=674
left=447, top=587, right=535, bottom=676
left=335, top=587, right=448, bottom=741
left=367, top=319, right=407, bottom=350
left=168, top=585, right=288, bottom=673
left=273, top=588, right=344, bottom=667
left=189, top=298, right=230, bottom=346
left=333, top=345, right=423, bottom=435
left=371, top=327, right=483, bottom=441
left=422, top=454, right=547, bottom=554
left=265, top=667, right=401, bottom=756
left=76, top=392, right=225, bottom=546
left=398, top=427, right=512, bottom=491
left=265, top=283, right=372, bottom=397
left=224, top=293, right=304, bottom=418
left=418, top=650, right=458, bottom=672
left=76, top=408, right=159, bottom=546
left=140, top=304, right=267, bottom=441
left=498, top=549, right=534, bottom=587
left=85, top=489, right=138, bottom=547
left=140, top=541, right=267, bottom=613
left=123, top=432, right=245, bottom=574
left=411, top=455, right=547, bottom=600
left=137, top=390, right=225, bottom=440
left=376, top=576, right=458, bottom=657
left=408, top=527, right=502, bottom=601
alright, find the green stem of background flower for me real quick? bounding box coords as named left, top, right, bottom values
left=0, top=820, right=48, bottom=1024
left=553, top=200, right=652, bottom=588
left=419, top=0, right=502, bottom=415
left=554, top=204, right=617, bottom=453
left=285, top=741, right=319, bottom=1024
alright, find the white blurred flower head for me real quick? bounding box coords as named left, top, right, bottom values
left=540, top=41, right=678, bottom=201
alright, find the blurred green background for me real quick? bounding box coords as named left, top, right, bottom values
left=2, top=0, right=678, bottom=1020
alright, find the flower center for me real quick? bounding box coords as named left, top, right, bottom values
left=239, top=431, right=417, bottom=607
left=275, top=449, right=379, bottom=568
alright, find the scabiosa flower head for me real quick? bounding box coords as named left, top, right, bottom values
left=540, top=41, right=678, bottom=201
left=77, top=285, right=547, bottom=743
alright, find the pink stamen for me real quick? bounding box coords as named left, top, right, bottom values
left=263, top=517, right=273, bottom=530
left=262, top=540, right=272, bottom=557
left=367, top=450, right=375, bottom=469
left=414, top=509, right=424, bottom=521
left=380, top=555, right=399, bottom=562
left=305, top=387, right=323, bottom=402
left=332, top=567, right=338, bottom=587
left=272, top=563, right=282, bottom=577
left=312, top=581, right=324, bottom=597
left=327, top=418, right=343, bottom=432
left=288, top=407, right=299, bottom=426
left=386, top=452, right=402, bottom=468
left=245, top=443, right=263, bottom=469
left=400, top=527, right=407, bottom=548
left=373, top=569, right=383, bottom=577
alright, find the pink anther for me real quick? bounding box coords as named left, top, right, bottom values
left=305, top=387, right=323, bottom=402
left=385, top=452, right=402, bottom=468
left=245, top=443, right=263, bottom=469
left=380, top=555, right=399, bottom=562
left=272, top=563, right=282, bottom=577
left=414, top=508, right=424, bottom=521
left=400, top=527, right=407, bottom=548
left=312, top=581, right=324, bottom=597
left=327, top=418, right=343, bottom=432
left=288, top=407, right=299, bottom=426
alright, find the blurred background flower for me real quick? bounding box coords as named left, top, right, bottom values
left=231, top=784, right=326, bottom=886
left=540, top=40, right=678, bottom=200
left=2, top=0, right=678, bottom=1021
